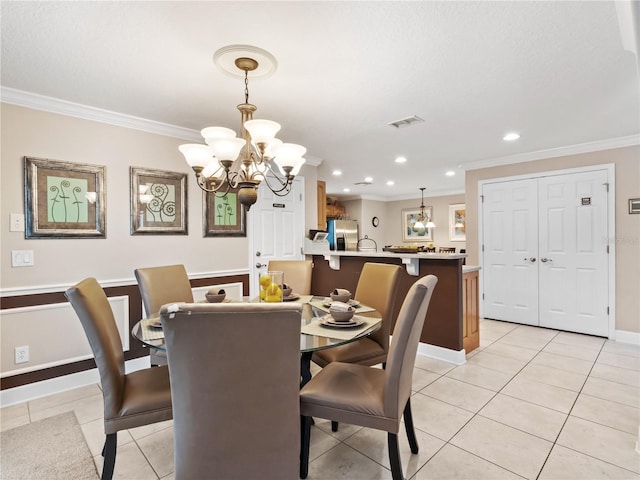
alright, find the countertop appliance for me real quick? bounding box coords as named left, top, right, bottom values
left=327, top=219, right=359, bottom=251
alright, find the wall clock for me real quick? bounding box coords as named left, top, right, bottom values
left=371, top=216, right=379, bottom=227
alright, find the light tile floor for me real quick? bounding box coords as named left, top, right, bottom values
left=2, top=319, right=639, bottom=479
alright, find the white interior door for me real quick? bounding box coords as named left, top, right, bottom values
left=482, top=179, right=539, bottom=325
left=248, top=176, right=304, bottom=298
left=481, top=168, right=611, bottom=336
left=538, top=170, right=609, bottom=336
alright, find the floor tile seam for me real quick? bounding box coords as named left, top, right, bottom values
left=417, top=383, right=500, bottom=415
left=586, top=371, right=640, bottom=389
left=413, top=366, right=450, bottom=376
left=27, top=390, right=102, bottom=413
left=549, top=339, right=607, bottom=352
left=552, top=441, right=640, bottom=475
left=577, top=393, right=640, bottom=414
left=594, top=359, right=640, bottom=373
left=27, top=393, right=104, bottom=419
left=517, top=368, right=589, bottom=393
left=539, top=347, right=601, bottom=362
left=432, top=373, right=501, bottom=395
left=526, top=357, right=594, bottom=378
left=131, top=435, right=165, bottom=479
left=128, top=423, right=174, bottom=441
left=497, top=391, right=574, bottom=416
left=475, top=410, right=565, bottom=444
left=600, top=348, right=640, bottom=359
left=448, top=428, right=548, bottom=480
left=407, top=442, right=450, bottom=480
left=567, top=408, right=640, bottom=436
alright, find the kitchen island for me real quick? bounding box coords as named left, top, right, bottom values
left=305, top=250, right=479, bottom=363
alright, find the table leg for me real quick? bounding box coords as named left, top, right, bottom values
left=300, top=351, right=313, bottom=388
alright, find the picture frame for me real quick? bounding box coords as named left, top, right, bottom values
left=203, top=185, right=246, bottom=237
left=629, top=198, right=640, bottom=214
left=449, top=203, right=466, bottom=242
left=402, top=207, right=433, bottom=242
left=130, top=167, right=188, bottom=235
left=24, top=156, right=106, bottom=239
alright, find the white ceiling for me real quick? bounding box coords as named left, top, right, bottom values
left=2, top=1, right=639, bottom=201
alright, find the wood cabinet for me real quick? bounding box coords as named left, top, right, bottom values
left=326, top=202, right=346, bottom=218
left=317, top=181, right=326, bottom=230
left=462, top=268, right=479, bottom=353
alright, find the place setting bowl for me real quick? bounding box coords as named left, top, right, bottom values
left=205, top=288, right=226, bottom=303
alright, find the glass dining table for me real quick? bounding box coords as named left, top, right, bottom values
left=131, top=296, right=382, bottom=386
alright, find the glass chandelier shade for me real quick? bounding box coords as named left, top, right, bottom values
left=178, top=52, right=305, bottom=210
left=412, top=187, right=436, bottom=231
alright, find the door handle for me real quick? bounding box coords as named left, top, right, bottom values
left=524, top=257, right=536, bottom=263
left=540, top=257, right=552, bottom=263
left=256, top=262, right=266, bottom=268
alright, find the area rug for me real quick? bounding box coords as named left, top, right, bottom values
left=0, top=411, right=98, bottom=479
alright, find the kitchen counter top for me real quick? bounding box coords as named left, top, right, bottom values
left=303, top=249, right=467, bottom=276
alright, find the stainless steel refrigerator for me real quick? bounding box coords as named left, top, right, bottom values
left=327, top=219, right=359, bottom=251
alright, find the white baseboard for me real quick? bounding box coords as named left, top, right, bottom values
left=0, top=356, right=150, bottom=408
left=615, top=330, right=640, bottom=345
left=417, top=342, right=466, bottom=365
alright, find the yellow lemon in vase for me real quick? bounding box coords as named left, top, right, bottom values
left=265, top=283, right=283, bottom=302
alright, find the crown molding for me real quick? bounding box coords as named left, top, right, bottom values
left=1, top=87, right=201, bottom=141
left=463, top=134, right=640, bottom=172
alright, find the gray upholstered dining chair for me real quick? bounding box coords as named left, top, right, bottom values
left=65, top=278, right=173, bottom=480
left=160, top=301, right=302, bottom=480
left=300, top=275, right=438, bottom=480
left=135, top=264, right=194, bottom=365
left=312, top=262, right=402, bottom=368
left=267, top=259, right=313, bottom=295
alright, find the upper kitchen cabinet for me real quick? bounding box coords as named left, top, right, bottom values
left=317, top=181, right=327, bottom=230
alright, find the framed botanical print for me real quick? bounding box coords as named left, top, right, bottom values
left=203, top=186, right=246, bottom=237
left=24, top=157, right=106, bottom=238
left=130, top=167, right=188, bottom=235
left=402, top=207, right=433, bottom=242
left=449, top=203, right=466, bottom=241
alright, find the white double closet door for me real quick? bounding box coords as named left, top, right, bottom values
left=482, top=168, right=611, bottom=337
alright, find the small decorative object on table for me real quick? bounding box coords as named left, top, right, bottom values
left=330, top=289, right=352, bottom=303
left=259, top=271, right=284, bottom=302
left=205, top=288, right=226, bottom=303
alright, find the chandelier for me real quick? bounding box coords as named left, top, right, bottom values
left=412, top=187, right=436, bottom=232
left=178, top=46, right=306, bottom=210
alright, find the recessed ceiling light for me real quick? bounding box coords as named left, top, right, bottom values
left=343, top=188, right=350, bottom=192
left=364, top=176, right=373, bottom=183
left=503, top=132, right=520, bottom=141
left=332, top=170, right=342, bottom=176
left=386, top=180, right=395, bottom=186
left=395, top=156, right=407, bottom=164
left=445, top=171, right=455, bottom=176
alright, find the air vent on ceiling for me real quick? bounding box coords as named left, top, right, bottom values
left=388, top=115, right=424, bottom=128
left=353, top=181, right=372, bottom=186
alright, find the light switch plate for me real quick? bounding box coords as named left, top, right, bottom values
left=11, top=250, right=34, bottom=267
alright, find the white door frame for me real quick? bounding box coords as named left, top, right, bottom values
left=478, top=163, right=616, bottom=339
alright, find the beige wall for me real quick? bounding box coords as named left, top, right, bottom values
left=0, top=103, right=254, bottom=289
left=339, top=195, right=466, bottom=252
left=465, top=146, right=640, bottom=334
left=382, top=194, right=467, bottom=249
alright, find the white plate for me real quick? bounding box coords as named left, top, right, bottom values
left=283, top=293, right=300, bottom=302
left=147, top=319, right=162, bottom=328
left=320, top=316, right=364, bottom=328
left=323, top=299, right=361, bottom=308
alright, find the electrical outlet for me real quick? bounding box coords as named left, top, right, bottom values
left=15, top=346, right=29, bottom=364
left=10, top=213, right=25, bottom=232
left=11, top=250, right=34, bottom=267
